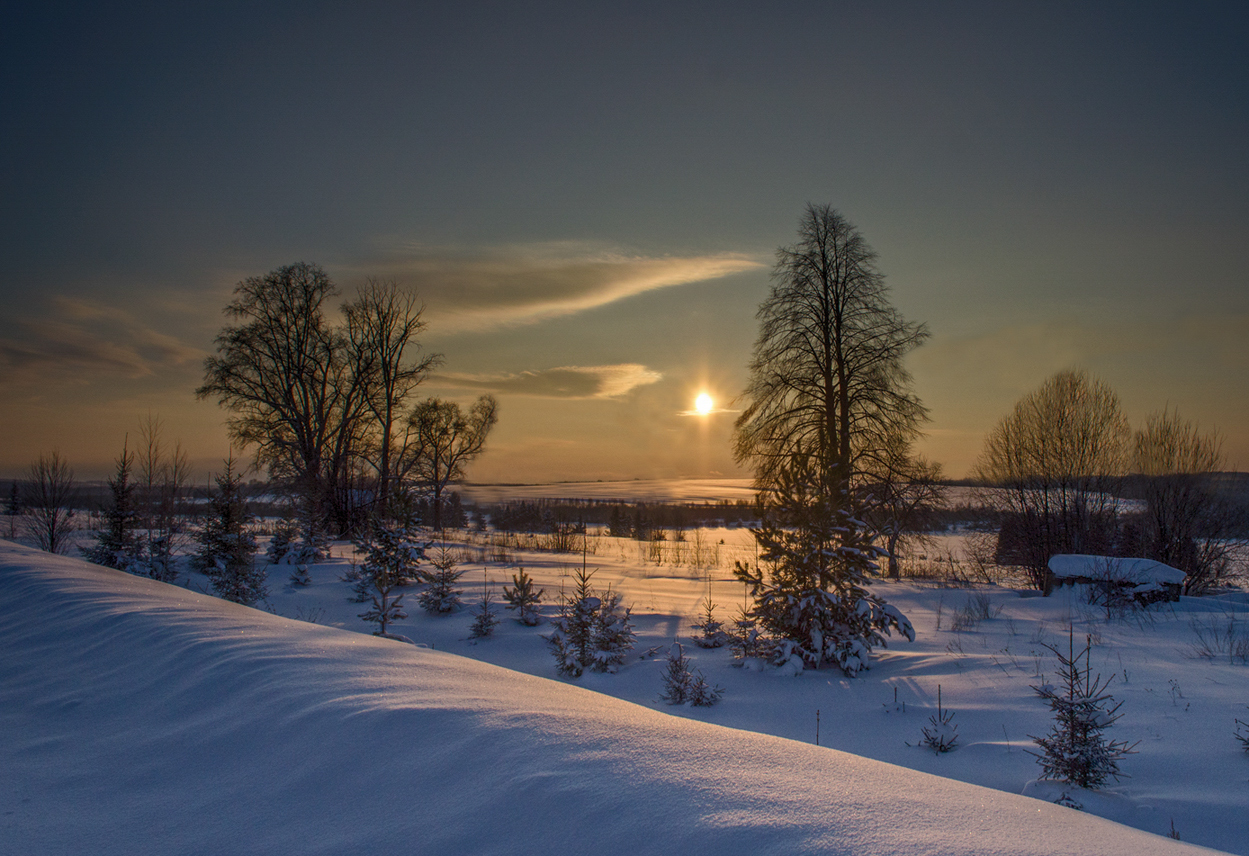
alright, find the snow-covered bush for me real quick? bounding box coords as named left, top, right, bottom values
left=1029, top=629, right=1137, bottom=789
left=920, top=685, right=958, bottom=753
left=734, top=456, right=914, bottom=676
left=418, top=545, right=465, bottom=614
left=1236, top=710, right=1249, bottom=752
left=502, top=567, right=544, bottom=625
left=659, top=642, right=722, bottom=706
left=547, top=567, right=635, bottom=677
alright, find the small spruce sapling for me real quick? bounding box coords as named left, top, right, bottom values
left=920, top=685, right=958, bottom=753
left=193, top=456, right=265, bottom=606
left=1029, top=628, right=1137, bottom=789
left=353, top=496, right=425, bottom=637
left=82, top=441, right=143, bottom=572
left=266, top=516, right=297, bottom=565
left=659, top=641, right=723, bottom=706
left=419, top=544, right=465, bottom=614
left=5, top=480, right=20, bottom=540
left=691, top=597, right=730, bottom=648
left=469, top=571, right=500, bottom=639
left=502, top=567, right=544, bottom=625
left=546, top=567, right=635, bottom=677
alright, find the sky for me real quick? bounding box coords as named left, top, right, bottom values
left=2, top=1, right=1246, bottom=483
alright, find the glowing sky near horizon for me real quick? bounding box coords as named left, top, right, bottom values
left=1, top=2, right=1246, bottom=482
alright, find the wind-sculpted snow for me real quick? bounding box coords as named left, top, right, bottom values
left=0, top=542, right=1220, bottom=855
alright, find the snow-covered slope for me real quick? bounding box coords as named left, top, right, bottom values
left=0, top=542, right=1221, bottom=855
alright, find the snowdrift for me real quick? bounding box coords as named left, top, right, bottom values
left=0, top=542, right=1219, bottom=855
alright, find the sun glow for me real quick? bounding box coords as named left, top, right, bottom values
left=694, top=392, right=714, bottom=415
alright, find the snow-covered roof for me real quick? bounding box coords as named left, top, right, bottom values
left=1047, top=554, right=1187, bottom=586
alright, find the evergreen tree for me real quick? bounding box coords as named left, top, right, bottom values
left=547, top=568, right=598, bottom=677
left=920, top=685, right=958, bottom=753
left=546, top=567, right=635, bottom=677
left=502, top=567, right=544, bottom=625
left=590, top=588, right=635, bottom=673
left=690, top=597, right=730, bottom=648
left=469, top=572, right=500, bottom=639
left=1029, top=629, right=1137, bottom=789
left=82, top=442, right=142, bottom=572
left=6, top=480, right=21, bottom=540
left=659, top=641, right=723, bottom=707
left=353, top=489, right=427, bottom=635
left=266, top=516, right=298, bottom=565
left=418, top=544, right=465, bottom=613
left=193, top=456, right=265, bottom=606
left=734, top=454, right=913, bottom=675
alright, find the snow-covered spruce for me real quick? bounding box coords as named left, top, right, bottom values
left=546, top=567, right=635, bottom=677
left=502, top=567, right=544, bottom=625
left=1029, top=629, right=1137, bottom=789
left=419, top=545, right=465, bottom=614
left=734, top=456, right=914, bottom=676
left=659, top=641, right=723, bottom=707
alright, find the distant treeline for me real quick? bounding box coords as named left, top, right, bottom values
left=480, top=498, right=759, bottom=536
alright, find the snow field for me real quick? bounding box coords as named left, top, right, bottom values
left=2, top=533, right=1244, bottom=855
left=267, top=526, right=1248, bottom=853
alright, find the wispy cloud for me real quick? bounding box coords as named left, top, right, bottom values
left=431, top=364, right=662, bottom=399
left=0, top=297, right=203, bottom=386
left=347, top=241, right=763, bottom=331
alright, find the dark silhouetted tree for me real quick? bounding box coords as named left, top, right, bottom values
left=25, top=450, right=76, bottom=554
left=404, top=396, right=498, bottom=530
left=732, top=205, right=923, bottom=673
left=1128, top=409, right=1243, bottom=594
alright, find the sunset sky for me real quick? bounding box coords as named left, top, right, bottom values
left=3, top=2, right=1246, bottom=483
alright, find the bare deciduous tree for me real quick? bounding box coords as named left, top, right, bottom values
left=197, top=263, right=440, bottom=537
left=136, top=414, right=190, bottom=581
left=404, top=395, right=498, bottom=530
left=344, top=279, right=442, bottom=510
left=25, top=450, right=76, bottom=553
left=867, top=442, right=945, bottom=580
left=974, top=370, right=1129, bottom=591
left=733, top=203, right=929, bottom=495
left=1128, top=409, right=1243, bottom=594
left=198, top=263, right=364, bottom=533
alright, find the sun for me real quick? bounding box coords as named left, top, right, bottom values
left=694, top=392, right=714, bottom=415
